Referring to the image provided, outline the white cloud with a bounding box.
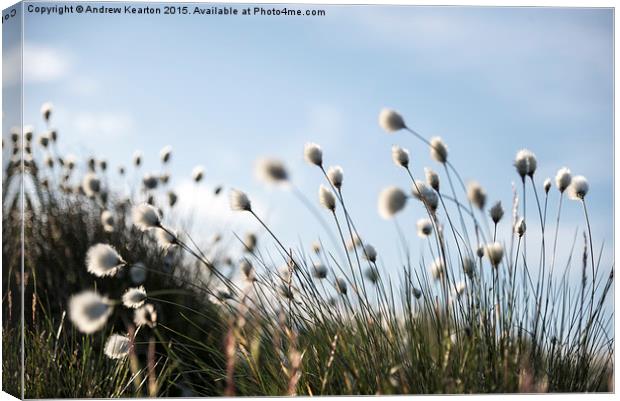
[72,111,134,140]
[3,43,73,85]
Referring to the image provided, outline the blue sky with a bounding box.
[3,4,614,294]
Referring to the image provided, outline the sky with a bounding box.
[2,4,614,301]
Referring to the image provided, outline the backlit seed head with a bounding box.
[192,166,204,183]
[425,167,439,191]
[312,263,328,279]
[132,203,162,231]
[467,181,487,210]
[122,286,147,309]
[345,233,362,251]
[515,217,526,237]
[379,108,406,133]
[485,242,504,267]
[429,137,448,163]
[134,304,157,328]
[82,173,101,198]
[86,244,126,277]
[256,158,289,184]
[514,149,537,178]
[336,277,347,295]
[319,184,336,211]
[430,257,444,280]
[489,201,504,224]
[24,126,33,142]
[365,266,379,284]
[104,334,131,359]
[101,210,115,232]
[476,245,485,258]
[363,244,377,262]
[230,189,252,211]
[378,186,407,219]
[156,226,177,250]
[244,232,257,252]
[327,165,344,189]
[304,142,323,166]
[391,145,409,168]
[41,102,53,122]
[68,291,113,334]
[555,167,572,193]
[411,181,438,213]
[543,178,551,194]
[168,191,178,207]
[133,151,142,167]
[568,175,589,200]
[417,218,433,237]
[311,241,321,254]
[160,145,172,164]
[142,173,159,190]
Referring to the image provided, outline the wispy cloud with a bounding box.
[3,43,73,85]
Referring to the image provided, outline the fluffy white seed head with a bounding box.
[142,173,159,190]
[336,277,348,295]
[363,244,377,262]
[129,263,147,284]
[304,142,323,166]
[514,149,537,178]
[132,203,162,231]
[156,226,177,250]
[255,158,289,184]
[68,291,113,334]
[543,178,551,194]
[485,242,504,267]
[429,137,448,163]
[122,286,147,309]
[378,186,407,219]
[391,145,409,169]
[379,108,406,133]
[160,145,172,163]
[515,217,526,237]
[411,181,438,212]
[327,165,344,189]
[104,334,131,359]
[82,173,101,197]
[319,185,337,211]
[430,257,444,280]
[312,263,328,279]
[244,232,257,252]
[230,189,252,211]
[425,167,439,191]
[192,166,204,183]
[86,244,126,277]
[41,102,53,122]
[489,201,504,224]
[417,218,433,237]
[555,167,572,193]
[467,181,487,210]
[133,151,142,167]
[345,233,362,251]
[101,210,115,232]
[568,175,589,200]
[134,304,157,328]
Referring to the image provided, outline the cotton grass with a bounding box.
[485,242,504,267]
[134,304,158,328]
[86,244,126,277]
[378,186,407,219]
[555,167,572,193]
[379,109,406,133]
[391,145,409,168]
[514,149,537,179]
[319,185,336,211]
[429,137,448,164]
[122,286,147,309]
[416,218,433,237]
[304,143,323,167]
[230,189,252,211]
[568,175,589,200]
[82,173,101,197]
[327,166,344,189]
[104,334,131,360]
[256,158,289,184]
[68,291,113,334]
[101,210,115,232]
[132,203,162,231]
